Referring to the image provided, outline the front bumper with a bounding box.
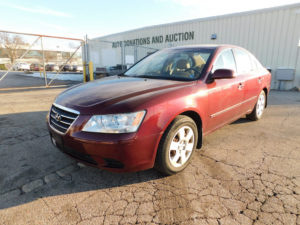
[47,121,161,173]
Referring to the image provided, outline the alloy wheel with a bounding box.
[256,92,265,118]
[168,126,195,168]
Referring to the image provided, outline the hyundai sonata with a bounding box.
[47,45,271,175]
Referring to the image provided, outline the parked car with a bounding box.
[95,65,127,77]
[69,65,76,72]
[109,64,127,71]
[76,65,83,72]
[47,45,271,175]
[108,64,127,75]
[70,65,83,72]
[94,67,109,77]
[30,63,43,71]
[12,62,30,71]
[45,64,59,71]
[61,64,71,71]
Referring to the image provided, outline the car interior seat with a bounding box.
[175,59,191,71]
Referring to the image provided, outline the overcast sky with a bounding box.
[0,0,299,39]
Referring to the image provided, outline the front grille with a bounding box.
[49,104,79,134]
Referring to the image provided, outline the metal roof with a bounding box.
[94,2,300,40]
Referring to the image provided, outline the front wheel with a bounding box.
[155,115,198,175]
[246,90,266,121]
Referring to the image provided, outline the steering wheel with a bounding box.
[184,67,200,75]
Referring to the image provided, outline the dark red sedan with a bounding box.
[47,45,271,175]
[30,63,43,71]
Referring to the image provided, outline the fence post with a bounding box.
[83,61,87,82]
[121,43,125,66]
[40,36,47,86]
[134,45,137,63]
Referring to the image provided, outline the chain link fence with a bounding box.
[86,38,159,78]
[0,30,84,89]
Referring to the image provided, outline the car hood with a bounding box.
[55,76,194,114]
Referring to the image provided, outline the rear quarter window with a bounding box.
[249,53,265,73]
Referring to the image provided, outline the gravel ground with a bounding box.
[0,86,299,225]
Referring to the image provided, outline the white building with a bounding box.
[89,3,300,90]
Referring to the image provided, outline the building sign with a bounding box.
[112,31,194,48]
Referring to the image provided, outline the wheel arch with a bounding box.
[153,110,203,174]
[263,87,268,107]
[153,108,204,167]
[180,110,203,149]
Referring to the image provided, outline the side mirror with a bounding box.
[211,69,235,79]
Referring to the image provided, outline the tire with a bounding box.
[246,90,266,121]
[155,115,198,175]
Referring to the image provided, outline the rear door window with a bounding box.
[234,49,252,74]
[213,49,237,73]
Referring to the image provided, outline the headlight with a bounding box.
[82,111,146,133]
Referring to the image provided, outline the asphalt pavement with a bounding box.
[0,71,80,89]
[0,79,299,224]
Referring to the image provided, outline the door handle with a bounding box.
[258,77,263,83]
[238,82,244,90]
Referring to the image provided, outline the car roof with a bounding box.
[168,44,240,50]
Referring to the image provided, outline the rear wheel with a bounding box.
[246,90,266,121]
[155,115,198,175]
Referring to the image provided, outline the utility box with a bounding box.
[275,68,295,81]
[275,68,295,90]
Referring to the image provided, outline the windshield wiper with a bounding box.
[118,73,136,78]
[136,75,156,79]
[121,74,191,81]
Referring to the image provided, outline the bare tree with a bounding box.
[0,33,27,64]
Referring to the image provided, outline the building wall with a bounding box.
[91,3,300,90]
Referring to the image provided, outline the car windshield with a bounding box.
[124,48,213,81]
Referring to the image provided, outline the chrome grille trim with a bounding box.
[50,114,72,125]
[53,103,80,115]
[49,103,79,134]
[51,107,77,120]
[51,119,68,130]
